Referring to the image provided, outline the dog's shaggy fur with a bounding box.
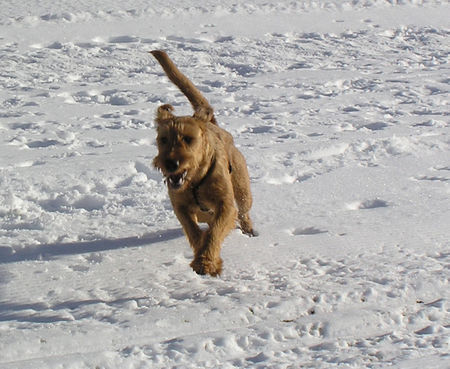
[151,50,255,276]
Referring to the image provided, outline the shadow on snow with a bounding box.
[0,228,184,264]
[0,228,185,324]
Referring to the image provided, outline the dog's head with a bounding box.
[153,104,212,190]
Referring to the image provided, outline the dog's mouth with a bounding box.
[167,170,187,190]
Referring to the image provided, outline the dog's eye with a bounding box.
[182,136,192,145]
[160,137,168,145]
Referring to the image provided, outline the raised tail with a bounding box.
[150,50,217,124]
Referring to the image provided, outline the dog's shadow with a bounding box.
[0,228,184,264]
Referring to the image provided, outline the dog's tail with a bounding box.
[150,50,217,125]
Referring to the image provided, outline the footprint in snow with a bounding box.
[347,199,389,210]
[415,175,449,183]
[413,166,450,182]
[9,122,41,131]
[291,227,328,236]
[108,35,140,43]
[26,139,61,149]
[70,89,140,106]
[362,122,390,131]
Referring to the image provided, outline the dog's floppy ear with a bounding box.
[193,106,214,123]
[156,104,175,122]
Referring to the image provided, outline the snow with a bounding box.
[0,0,449,368]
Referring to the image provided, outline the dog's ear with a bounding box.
[193,106,214,123]
[156,104,174,122]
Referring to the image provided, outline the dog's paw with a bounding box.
[238,215,257,237]
[190,256,223,277]
[246,229,259,237]
[240,225,258,237]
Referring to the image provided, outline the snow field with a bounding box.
[0,0,449,368]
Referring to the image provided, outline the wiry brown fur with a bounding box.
[151,50,255,277]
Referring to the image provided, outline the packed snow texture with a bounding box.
[0,0,449,368]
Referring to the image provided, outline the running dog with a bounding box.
[151,50,255,276]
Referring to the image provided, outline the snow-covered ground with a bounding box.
[0,1,449,368]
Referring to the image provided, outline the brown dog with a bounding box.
[150,50,255,276]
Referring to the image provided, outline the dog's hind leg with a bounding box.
[230,150,256,236]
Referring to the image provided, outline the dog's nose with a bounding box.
[165,159,179,172]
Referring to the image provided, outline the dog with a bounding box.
[150,50,255,276]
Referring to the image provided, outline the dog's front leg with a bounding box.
[173,206,204,252]
[191,199,237,276]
